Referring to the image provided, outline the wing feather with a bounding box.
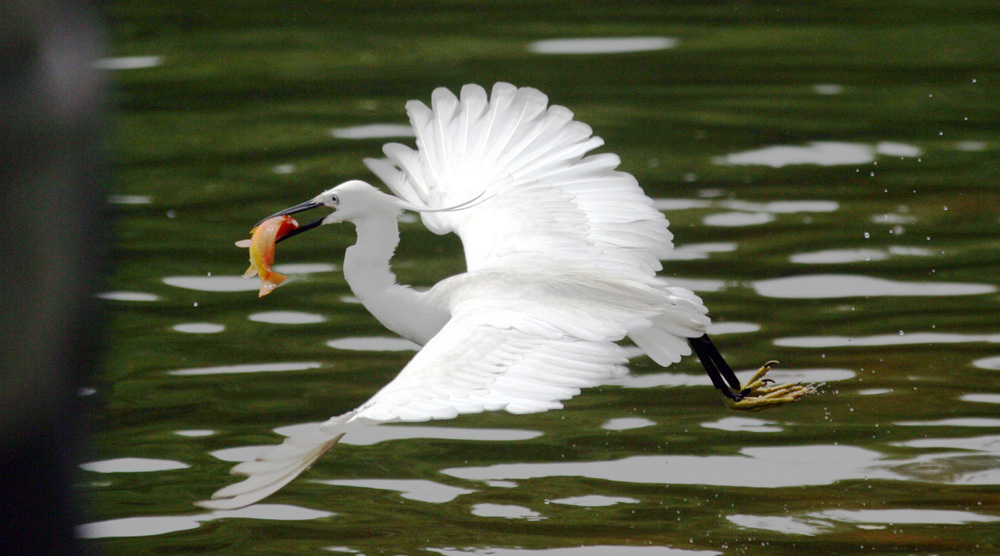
[367,83,672,276]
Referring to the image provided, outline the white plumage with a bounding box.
[199,83,808,510]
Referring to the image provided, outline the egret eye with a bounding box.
[329,194,339,205]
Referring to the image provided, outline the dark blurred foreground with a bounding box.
[1,1,109,554]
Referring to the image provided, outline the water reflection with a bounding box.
[612,367,852,389]
[713,141,920,168]
[776,331,1000,348]
[80,457,189,473]
[790,246,932,264]
[316,479,474,503]
[601,417,656,431]
[163,275,260,292]
[702,212,774,227]
[96,291,160,302]
[330,124,415,139]
[107,194,153,205]
[173,323,225,333]
[700,417,783,433]
[431,548,719,556]
[93,55,163,70]
[78,504,333,539]
[551,495,639,507]
[728,508,1000,536]
[167,361,324,376]
[661,242,735,261]
[973,355,1000,370]
[327,336,420,351]
[470,503,543,520]
[754,274,996,299]
[528,37,678,54]
[443,445,898,487]
[249,311,325,324]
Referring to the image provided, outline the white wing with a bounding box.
[366,82,673,275]
[197,293,632,510]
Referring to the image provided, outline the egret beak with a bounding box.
[255,199,329,243]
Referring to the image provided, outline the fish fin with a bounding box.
[235,239,252,248]
[244,265,258,278]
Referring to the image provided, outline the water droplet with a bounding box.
[864,232,870,238]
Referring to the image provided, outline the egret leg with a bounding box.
[687,334,814,411]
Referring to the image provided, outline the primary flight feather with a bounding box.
[201,83,812,510]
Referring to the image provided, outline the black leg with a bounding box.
[688,334,743,400]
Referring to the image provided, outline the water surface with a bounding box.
[88,2,1000,555]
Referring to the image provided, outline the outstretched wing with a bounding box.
[365,82,672,275]
[197,295,633,510]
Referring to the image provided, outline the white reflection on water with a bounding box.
[330,124,415,139]
[790,247,932,264]
[652,198,712,211]
[728,508,999,537]
[713,141,921,168]
[209,423,544,463]
[706,321,760,335]
[163,275,261,292]
[249,311,325,324]
[961,394,1000,404]
[272,262,338,274]
[313,423,542,447]
[727,514,825,535]
[703,212,775,227]
[96,291,161,302]
[754,274,996,299]
[77,504,333,539]
[973,355,1000,370]
[776,331,1000,348]
[701,417,783,433]
[552,495,639,507]
[471,503,544,520]
[80,457,189,473]
[442,445,900,488]
[316,479,474,503]
[107,194,153,205]
[721,200,839,214]
[164,265,333,292]
[528,37,678,54]
[93,55,163,70]
[812,83,844,95]
[432,547,719,556]
[168,361,323,376]
[602,417,656,431]
[661,242,736,261]
[612,367,852,389]
[821,508,1000,525]
[173,323,225,334]
[665,277,726,293]
[896,418,1000,428]
[891,434,1000,484]
[327,336,420,351]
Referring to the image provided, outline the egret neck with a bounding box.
[342,208,446,345]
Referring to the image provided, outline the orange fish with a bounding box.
[235,215,299,297]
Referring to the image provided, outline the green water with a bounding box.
[86,2,1000,554]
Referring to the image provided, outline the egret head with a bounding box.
[257,180,405,242]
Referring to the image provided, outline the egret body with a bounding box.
[200,83,811,510]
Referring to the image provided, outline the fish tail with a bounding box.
[258,272,287,297]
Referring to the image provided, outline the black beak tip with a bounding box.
[253,200,324,228]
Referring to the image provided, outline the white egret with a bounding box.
[199,83,812,510]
